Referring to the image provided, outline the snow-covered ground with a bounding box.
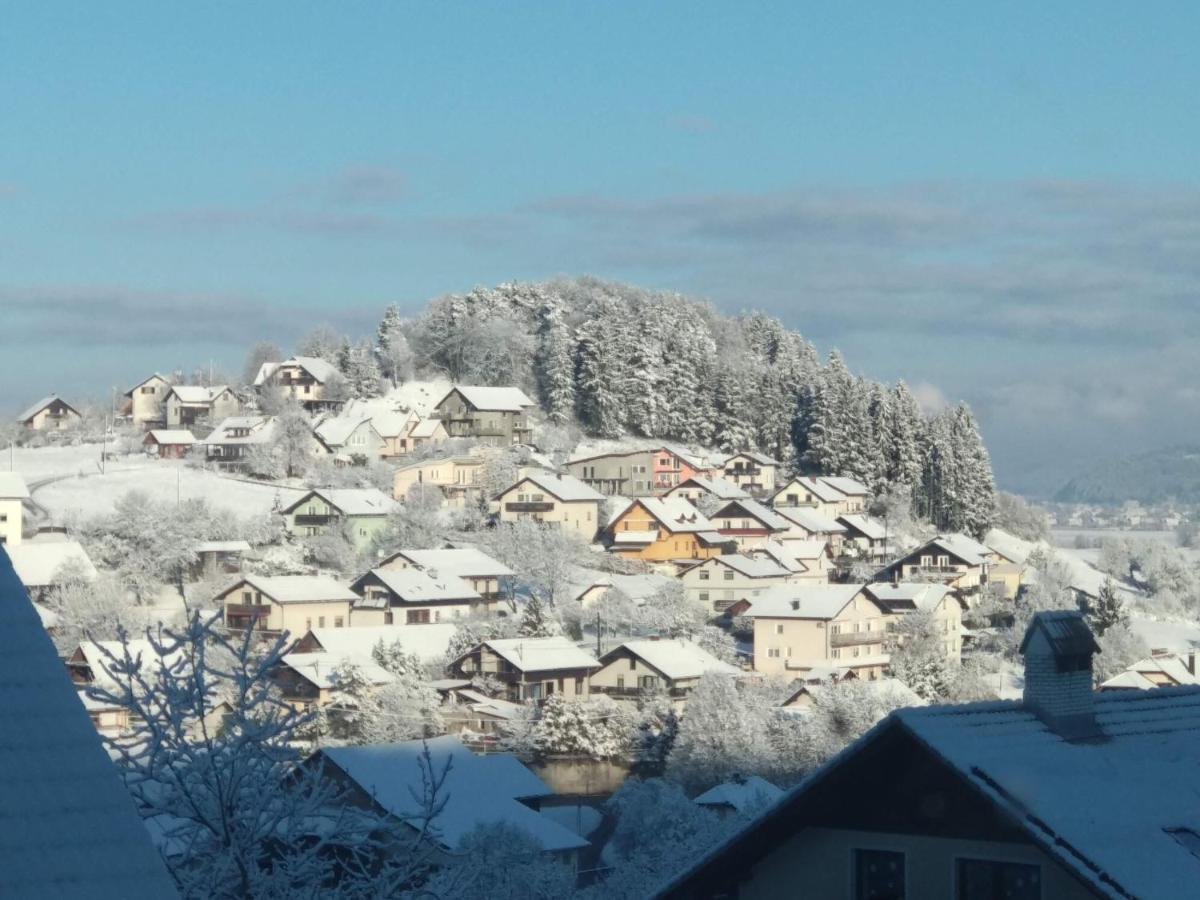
[5,442,142,483]
[1129,615,1200,653]
[35,460,304,521]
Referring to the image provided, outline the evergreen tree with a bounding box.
[1086,578,1128,636]
[535,301,576,425]
[517,595,559,638]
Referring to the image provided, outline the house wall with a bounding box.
[679,559,795,614]
[497,480,598,539]
[753,593,885,676]
[341,422,386,458]
[0,497,24,545]
[220,583,351,635]
[737,826,1096,900]
[271,363,326,403]
[26,401,80,431]
[609,504,720,562]
[129,377,170,428]
[393,460,482,502]
[567,451,656,496]
[589,652,689,698]
[210,390,241,423]
[722,455,777,494]
[453,645,592,702]
[433,391,531,445]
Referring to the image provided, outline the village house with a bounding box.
[217,574,358,635]
[1099,649,1200,690]
[450,636,600,703]
[771,475,871,516]
[366,409,448,457]
[744,582,962,679]
[436,683,526,739]
[431,385,536,445]
[280,488,398,549]
[663,474,749,506]
[0,473,29,546]
[719,451,780,495]
[142,428,195,459]
[188,539,250,580]
[590,638,742,702]
[567,444,716,496]
[694,776,785,818]
[711,498,794,551]
[204,415,275,465]
[309,736,588,866]
[748,539,835,584]
[782,674,922,711]
[770,506,847,551]
[312,415,386,461]
[6,537,96,599]
[0,560,181,900]
[163,384,240,429]
[377,545,513,605]
[495,469,604,539]
[606,496,729,563]
[836,513,891,562]
[879,533,999,597]
[270,651,395,710]
[255,356,342,411]
[122,372,173,429]
[292,621,458,667]
[679,553,799,615]
[662,612,1192,900]
[349,566,483,625]
[568,568,677,607]
[392,455,484,507]
[18,394,82,431]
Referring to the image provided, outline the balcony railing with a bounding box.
[225,604,270,618]
[906,565,964,577]
[591,685,689,698]
[293,514,335,526]
[830,630,887,648]
[506,502,555,513]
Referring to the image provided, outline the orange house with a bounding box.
[607,497,729,562]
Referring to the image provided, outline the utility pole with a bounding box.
[595,609,602,658]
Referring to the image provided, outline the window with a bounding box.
[723,570,735,581]
[699,591,710,602]
[575,677,584,693]
[305,618,312,631]
[955,859,1040,900]
[854,849,905,900]
[628,657,636,670]
[774,623,784,635]
[317,616,325,627]
[767,648,780,658]
[616,676,625,689]
[638,675,659,690]
[140,386,155,394]
[407,609,431,624]
[832,648,841,659]
[334,617,344,628]
[699,570,710,581]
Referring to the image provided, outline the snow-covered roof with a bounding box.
[820,476,871,497]
[604,639,741,681]
[0,471,30,499]
[193,540,251,554]
[660,443,713,470]
[279,652,395,690]
[123,372,171,395]
[929,532,993,566]
[743,583,869,620]
[774,476,846,504]
[749,540,808,574]
[0,550,180,898]
[709,554,793,579]
[290,356,338,383]
[721,450,780,467]
[317,736,587,852]
[838,514,888,541]
[476,636,600,673]
[623,497,716,533]
[771,507,846,534]
[360,567,481,603]
[982,528,1033,565]
[1101,654,1200,691]
[694,776,784,812]
[72,639,189,690]
[441,385,535,412]
[313,417,377,447]
[714,498,792,531]
[145,429,196,445]
[17,395,80,423]
[505,469,604,503]
[382,547,513,579]
[864,582,954,612]
[6,540,96,588]
[234,574,357,605]
[206,415,275,445]
[666,475,749,501]
[1099,670,1159,690]
[408,418,443,439]
[359,409,416,438]
[167,384,231,404]
[285,488,397,517]
[303,623,457,664]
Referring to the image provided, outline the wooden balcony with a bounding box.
[830,630,887,648]
[506,501,555,513]
[293,514,335,526]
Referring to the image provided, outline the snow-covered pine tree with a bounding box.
[885,381,925,490]
[949,403,995,538]
[534,299,577,425]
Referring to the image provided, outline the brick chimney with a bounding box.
[1019,610,1103,741]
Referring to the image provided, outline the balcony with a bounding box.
[906,565,964,577]
[225,604,270,618]
[830,630,887,648]
[726,465,762,477]
[293,514,335,526]
[591,684,689,699]
[506,501,555,513]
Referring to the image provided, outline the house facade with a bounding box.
[143,429,194,459]
[313,416,386,460]
[217,575,357,635]
[772,475,871,517]
[255,356,341,411]
[711,498,793,551]
[495,470,604,539]
[123,373,172,429]
[431,385,535,445]
[607,497,728,563]
[880,533,998,597]
[590,639,741,702]
[720,451,779,495]
[679,553,799,614]
[393,456,484,507]
[349,567,482,625]
[450,637,600,703]
[0,473,29,546]
[280,488,397,549]
[378,546,512,605]
[164,385,241,428]
[18,395,82,431]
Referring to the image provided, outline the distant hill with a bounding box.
[1054,445,1200,505]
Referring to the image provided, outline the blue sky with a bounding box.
[3,2,1200,493]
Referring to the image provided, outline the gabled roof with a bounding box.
[503,469,604,503]
[694,776,784,813]
[0,472,30,500]
[820,476,871,497]
[6,540,96,589]
[0,552,180,898]
[928,532,994,565]
[17,395,80,423]
[602,639,741,681]
[364,409,417,439]
[301,623,458,664]
[705,554,793,579]
[773,475,846,504]
[666,475,749,501]
[659,443,713,470]
[864,582,954,612]
[166,384,232,404]
[313,417,380,448]
[743,583,871,620]
[278,652,395,690]
[289,356,338,383]
[439,385,535,412]
[316,736,586,852]
[838,514,888,541]
[227,574,357,605]
[380,547,513,579]
[714,498,792,531]
[283,488,397,517]
[145,429,196,445]
[1102,654,1200,691]
[771,507,846,534]
[206,415,275,445]
[470,636,599,673]
[355,568,480,604]
[408,417,444,439]
[123,372,172,396]
[618,497,716,534]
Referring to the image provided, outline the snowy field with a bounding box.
[34,460,304,521]
[1129,615,1200,653]
[1051,528,1179,548]
[6,442,143,483]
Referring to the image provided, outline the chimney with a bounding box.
[1019,610,1103,741]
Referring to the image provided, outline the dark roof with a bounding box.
[1019,609,1101,656]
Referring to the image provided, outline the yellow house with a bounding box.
[495,470,604,540]
[218,574,358,636]
[280,488,398,549]
[0,473,29,546]
[123,373,173,430]
[392,456,484,507]
[18,395,82,431]
[607,497,729,562]
[746,582,962,678]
